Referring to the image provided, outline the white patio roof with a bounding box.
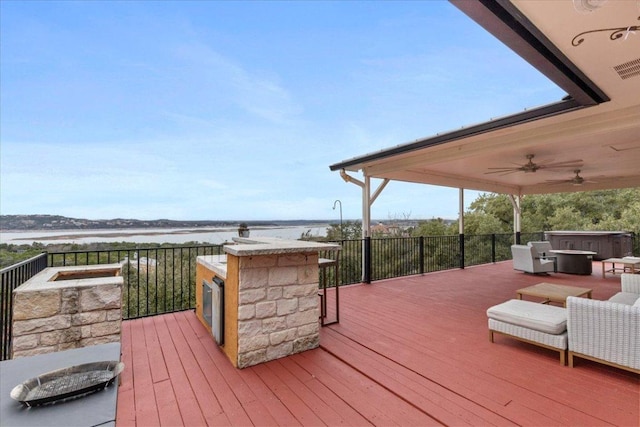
[330,0,640,196]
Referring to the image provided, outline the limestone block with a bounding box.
[293,335,319,353]
[239,288,266,304]
[286,309,319,328]
[81,325,92,338]
[61,287,80,314]
[72,311,106,326]
[11,334,39,351]
[58,341,81,351]
[238,349,267,368]
[13,315,71,335]
[298,294,320,311]
[91,321,120,337]
[255,301,277,319]
[13,289,61,320]
[238,304,256,320]
[238,319,263,336]
[270,328,296,346]
[267,286,283,300]
[41,327,82,345]
[80,284,121,311]
[268,267,298,287]
[80,335,119,347]
[297,265,319,285]
[13,345,57,359]
[276,298,298,316]
[282,283,317,299]
[240,255,277,269]
[239,268,269,289]
[297,323,319,338]
[262,317,287,333]
[106,308,122,321]
[238,334,270,352]
[266,341,293,361]
[277,254,307,267]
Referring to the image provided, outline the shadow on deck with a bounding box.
[116,261,639,426]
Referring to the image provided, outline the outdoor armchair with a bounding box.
[511,244,555,274]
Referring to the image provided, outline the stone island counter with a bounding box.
[196,237,340,368]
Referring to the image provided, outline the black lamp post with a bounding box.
[333,200,343,240]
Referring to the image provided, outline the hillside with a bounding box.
[0,215,328,231]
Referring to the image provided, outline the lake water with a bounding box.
[0,225,330,245]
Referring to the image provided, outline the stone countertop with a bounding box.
[224,237,341,256]
[197,239,341,279]
[197,255,228,279]
[0,342,121,427]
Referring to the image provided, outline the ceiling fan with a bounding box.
[485,154,583,175]
[546,170,598,186]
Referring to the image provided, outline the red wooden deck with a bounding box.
[116,261,639,426]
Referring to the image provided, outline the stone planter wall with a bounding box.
[11,266,123,358]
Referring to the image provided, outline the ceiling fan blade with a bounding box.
[484,169,522,175]
[538,159,583,169]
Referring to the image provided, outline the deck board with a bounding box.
[117,261,639,426]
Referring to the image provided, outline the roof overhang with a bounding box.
[329,0,640,196]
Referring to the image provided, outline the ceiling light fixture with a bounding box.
[573,0,608,13]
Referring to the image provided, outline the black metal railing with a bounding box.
[0,230,634,361]
[1,253,48,360]
[48,245,224,319]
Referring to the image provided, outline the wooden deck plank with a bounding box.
[118,261,639,426]
[287,353,374,426]
[142,316,169,384]
[295,346,443,426]
[235,366,301,426]
[252,362,326,426]
[173,311,276,426]
[152,314,210,426]
[163,313,253,426]
[129,318,160,426]
[153,379,183,426]
[320,326,515,426]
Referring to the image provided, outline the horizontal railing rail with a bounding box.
[1,252,48,360]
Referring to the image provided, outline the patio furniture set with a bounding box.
[487,273,640,374]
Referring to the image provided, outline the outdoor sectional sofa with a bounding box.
[567,273,640,373]
[487,273,640,374]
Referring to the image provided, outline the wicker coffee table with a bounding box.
[516,282,592,307]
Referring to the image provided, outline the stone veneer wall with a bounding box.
[236,252,319,368]
[11,283,122,358]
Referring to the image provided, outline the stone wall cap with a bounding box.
[14,264,124,292]
[224,238,341,257]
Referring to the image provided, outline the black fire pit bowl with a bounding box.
[10,360,124,407]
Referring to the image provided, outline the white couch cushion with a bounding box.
[487,299,567,335]
[634,298,640,308]
[608,292,640,306]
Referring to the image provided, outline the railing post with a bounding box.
[363,237,371,284]
[491,234,496,263]
[419,236,424,275]
[459,233,465,269]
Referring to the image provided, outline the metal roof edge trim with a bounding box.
[329,98,584,172]
[455,0,610,105]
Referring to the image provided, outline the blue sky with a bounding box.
[0,1,565,221]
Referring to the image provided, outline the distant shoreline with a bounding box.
[1,224,330,244]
